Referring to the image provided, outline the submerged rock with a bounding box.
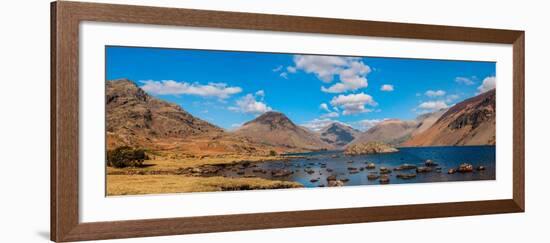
[448,168,457,174]
[416,166,433,173]
[396,173,417,179]
[304,168,315,174]
[394,164,417,171]
[379,167,392,174]
[425,160,439,167]
[271,169,293,177]
[367,174,380,180]
[379,175,390,184]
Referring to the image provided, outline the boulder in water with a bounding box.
[379,175,390,184]
[458,163,474,173]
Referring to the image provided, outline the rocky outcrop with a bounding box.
[344,142,398,156]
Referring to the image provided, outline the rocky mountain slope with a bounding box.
[106,79,282,156]
[350,119,419,146]
[402,89,496,146]
[411,109,447,137]
[232,112,333,151]
[106,79,223,147]
[318,122,361,148]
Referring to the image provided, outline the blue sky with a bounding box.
[106,46,496,131]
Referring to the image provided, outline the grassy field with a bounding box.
[106,153,303,195]
[107,174,302,195]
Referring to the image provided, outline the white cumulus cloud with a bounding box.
[301,119,349,132]
[354,119,382,131]
[380,84,394,91]
[272,65,283,72]
[455,77,476,85]
[330,93,377,115]
[321,112,339,118]
[289,55,371,93]
[140,80,242,99]
[255,90,265,97]
[477,76,496,94]
[425,90,446,97]
[229,93,272,114]
[417,100,448,112]
[319,103,330,112]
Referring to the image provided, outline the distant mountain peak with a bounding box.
[319,122,360,148]
[244,111,296,129]
[234,111,332,151]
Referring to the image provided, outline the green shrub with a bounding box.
[269,150,278,156]
[107,146,149,168]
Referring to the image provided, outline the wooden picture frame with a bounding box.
[51,1,524,242]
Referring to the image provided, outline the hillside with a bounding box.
[233,112,333,151]
[106,79,223,147]
[319,122,361,148]
[350,119,418,146]
[106,79,286,156]
[411,109,447,136]
[402,89,496,146]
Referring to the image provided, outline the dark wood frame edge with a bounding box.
[51,1,525,242]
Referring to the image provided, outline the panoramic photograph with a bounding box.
[105,46,496,196]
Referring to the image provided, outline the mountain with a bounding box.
[411,109,447,136]
[402,89,496,146]
[350,119,419,146]
[106,79,223,147]
[233,111,333,151]
[319,122,361,148]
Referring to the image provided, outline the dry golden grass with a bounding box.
[107,174,302,196]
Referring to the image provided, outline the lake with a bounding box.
[220,145,496,187]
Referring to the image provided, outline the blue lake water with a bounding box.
[221,145,496,187]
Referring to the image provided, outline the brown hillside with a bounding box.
[233,111,333,151]
[351,119,418,146]
[402,89,496,146]
[106,79,223,148]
